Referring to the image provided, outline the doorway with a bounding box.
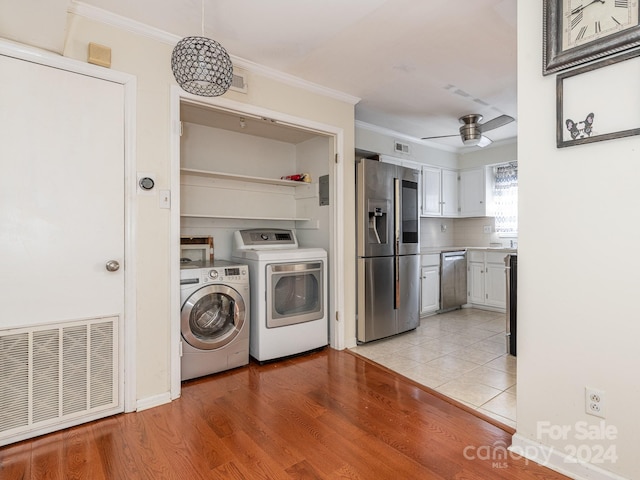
[169,89,345,398]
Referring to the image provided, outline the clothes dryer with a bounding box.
[232,228,328,362]
[180,259,250,380]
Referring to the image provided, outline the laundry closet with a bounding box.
[177,101,334,374]
[179,101,332,260]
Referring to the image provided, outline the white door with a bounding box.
[421,166,442,216]
[0,54,125,327]
[0,51,128,443]
[441,169,459,217]
[468,262,485,305]
[420,266,440,314]
[486,263,507,308]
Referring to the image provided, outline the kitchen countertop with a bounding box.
[421,247,517,255]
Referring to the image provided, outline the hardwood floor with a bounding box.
[0,348,568,479]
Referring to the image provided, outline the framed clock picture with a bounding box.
[543,0,640,75]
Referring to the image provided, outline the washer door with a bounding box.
[181,284,246,350]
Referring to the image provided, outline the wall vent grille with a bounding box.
[230,69,248,94]
[394,141,410,154]
[0,317,118,444]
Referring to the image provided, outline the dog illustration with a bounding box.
[566,113,594,140]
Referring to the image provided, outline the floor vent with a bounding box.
[0,317,118,445]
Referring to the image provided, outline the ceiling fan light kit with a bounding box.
[422,113,515,148]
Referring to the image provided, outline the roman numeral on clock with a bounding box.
[615,0,629,7]
[595,20,602,32]
[572,11,584,29]
[576,25,588,39]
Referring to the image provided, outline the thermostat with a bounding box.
[139,177,155,190]
[137,172,157,194]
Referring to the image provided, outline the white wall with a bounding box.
[179,123,331,261]
[459,141,517,169]
[355,123,459,168]
[516,2,640,478]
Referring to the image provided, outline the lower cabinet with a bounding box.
[421,254,440,315]
[467,250,507,310]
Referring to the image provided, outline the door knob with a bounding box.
[105,260,120,272]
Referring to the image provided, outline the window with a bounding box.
[493,163,518,235]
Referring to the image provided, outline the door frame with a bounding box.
[0,39,138,413]
[169,87,345,399]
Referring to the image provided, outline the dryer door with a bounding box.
[181,285,246,350]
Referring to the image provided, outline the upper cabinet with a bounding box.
[421,166,458,217]
[459,167,494,217]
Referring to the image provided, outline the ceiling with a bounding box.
[2,0,517,151]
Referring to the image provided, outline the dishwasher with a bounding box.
[440,250,467,311]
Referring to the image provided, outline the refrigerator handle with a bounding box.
[394,178,400,252]
[395,255,400,309]
[394,177,400,309]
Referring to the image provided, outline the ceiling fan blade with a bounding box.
[421,134,459,140]
[480,114,515,132]
[477,135,493,148]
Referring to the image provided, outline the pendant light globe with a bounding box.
[171,36,233,97]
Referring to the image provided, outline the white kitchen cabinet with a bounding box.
[421,254,440,315]
[459,167,494,217]
[467,250,507,310]
[468,260,485,305]
[421,166,458,217]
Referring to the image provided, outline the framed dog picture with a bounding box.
[557,48,640,147]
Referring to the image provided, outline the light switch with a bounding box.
[159,190,171,209]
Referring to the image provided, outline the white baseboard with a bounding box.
[136,392,172,412]
[510,433,630,480]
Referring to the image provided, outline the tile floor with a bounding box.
[350,308,517,428]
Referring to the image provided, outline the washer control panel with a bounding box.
[201,266,247,283]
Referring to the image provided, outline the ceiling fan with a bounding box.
[422,114,515,148]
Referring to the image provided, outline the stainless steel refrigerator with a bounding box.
[356,158,421,343]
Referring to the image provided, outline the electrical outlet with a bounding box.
[585,387,606,418]
[483,225,492,233]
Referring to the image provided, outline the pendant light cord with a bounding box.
[201,0,205,37]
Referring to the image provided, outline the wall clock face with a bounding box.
[562,0,639,51]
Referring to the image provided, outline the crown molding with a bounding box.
[69,1,361,106]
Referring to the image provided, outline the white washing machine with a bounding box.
[180,259,250,380]
[232,228,328,362]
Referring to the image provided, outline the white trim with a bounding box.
[69,1,360,107]
[136,392,172,412]
[169,90,347,397]
[169,87,183,400]
[510,433,629,480]
[0,39,137,414]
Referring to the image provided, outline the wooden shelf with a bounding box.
[180,213,311,222]
[180,168,309,187]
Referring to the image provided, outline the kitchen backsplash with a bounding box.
[420,217,516,249]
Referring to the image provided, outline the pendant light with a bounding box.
[171,0,233,97]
